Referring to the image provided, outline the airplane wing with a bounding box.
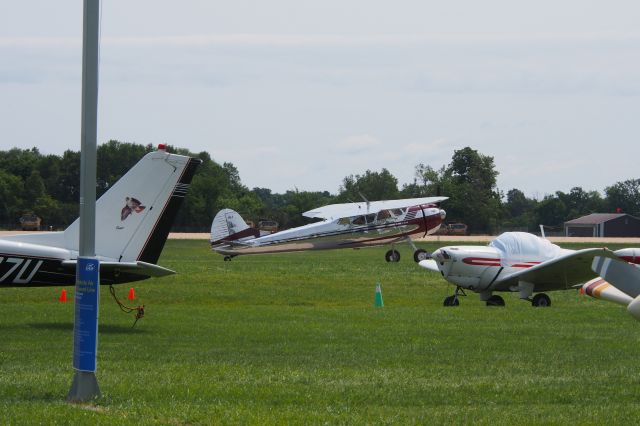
[491,248,620,292]
[61,260,175,277]
[591,256,640,298]
[302,196,448,220]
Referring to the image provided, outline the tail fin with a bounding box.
[210,209,259,244]
[63,148,201,263]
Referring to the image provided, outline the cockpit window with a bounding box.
[352,215,366,225]
[376,209,391,220]
[352,214,375,225]
[337,217,350,225]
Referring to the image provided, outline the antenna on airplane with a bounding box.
[357,191,370,213]
[539,224,546,239]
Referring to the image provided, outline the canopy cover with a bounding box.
[490,232,566,266]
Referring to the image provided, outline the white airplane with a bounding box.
[210,197,447,262]
[419,231,629,307]
[581,250,640,321]
[0,145,200,287]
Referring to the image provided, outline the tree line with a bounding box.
[1,141,639,234]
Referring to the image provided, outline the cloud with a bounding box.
[337,134,381,154]
[3,32,640,49]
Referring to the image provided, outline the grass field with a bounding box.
[2,239,640,424]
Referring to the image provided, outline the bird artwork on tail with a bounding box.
[121,197,145,221]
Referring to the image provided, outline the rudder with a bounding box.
[210,209,259,244]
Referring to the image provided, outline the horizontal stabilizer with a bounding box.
[62,260,175,277]
[591,256,640,298]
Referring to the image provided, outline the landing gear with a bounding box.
[486,295,505,307]
[223,255,233,262]
[413,249,430,263]
[443,295,460,306]
[385,249,400,262]
[531,293,551,307]
[443,286,465,307]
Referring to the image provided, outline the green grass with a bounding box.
[2,239,640,424]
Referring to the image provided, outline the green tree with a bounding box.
[23,170,46,208]
[445,147,501,234]
[0,170,23,225]
[605,179,640,216]
[337,169,399,202]
[535,195,568,228]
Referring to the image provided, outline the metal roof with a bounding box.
[565,213,631,225]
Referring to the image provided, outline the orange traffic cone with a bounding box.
[128,287,136,301]
[59,289,67,302]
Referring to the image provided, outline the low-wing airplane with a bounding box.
[210,197,447,262]
[419,231,635,307]
[581,250,640,321]
[0,145,200,287]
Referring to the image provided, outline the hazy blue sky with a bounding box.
[2,1,640,198]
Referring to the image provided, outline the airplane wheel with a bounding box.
[443,295,460,307]
[486,295,505,307]
[413,249,430,263]
[223,256,232,262]
[532,293,551,307]
[385,249,400,262]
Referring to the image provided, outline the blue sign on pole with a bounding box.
[72,257,100,372]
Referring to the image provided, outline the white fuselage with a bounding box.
[212,205,445,256]
[430,245,570,292]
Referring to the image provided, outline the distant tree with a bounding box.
[0,147,40,181]
[337,169,399,202]
[445,147,501,234]
[23,170,46,209]
[534,195,568,228]
[407,164,446,197]
[0,170,23,225]
[557,187,606,220]
[605,179,640,216]
[505,188,531,218]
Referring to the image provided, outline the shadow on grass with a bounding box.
[28,322,74,331]
[28,322,148,334]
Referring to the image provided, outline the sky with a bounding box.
[2,1,640,199]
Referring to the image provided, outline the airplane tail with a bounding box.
[210,209,259,244]
[590,255,640,321]
[62,147,201,264]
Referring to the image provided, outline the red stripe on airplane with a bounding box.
[462,258,541,268]
[618,256,640,265]
[462,257,501,266]
[585,278,606,296]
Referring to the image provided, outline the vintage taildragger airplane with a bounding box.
[419,231,639,307]
[0,145,200,287]
[210,197,447,262]
[581,251,640,321]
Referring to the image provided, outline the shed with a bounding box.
[564,213,640,237]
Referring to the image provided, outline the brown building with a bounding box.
[564,213,640,237]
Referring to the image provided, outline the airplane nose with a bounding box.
[439,209,446,220]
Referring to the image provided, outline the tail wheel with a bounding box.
[532,293,551,307]
[413,249,430,263]
[385,249,401,262]
[486,295,505,307]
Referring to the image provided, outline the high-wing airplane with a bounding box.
[210,197,447,262]
[0,145,200,287]
[581,250,640,321]
[419,231,633,307]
